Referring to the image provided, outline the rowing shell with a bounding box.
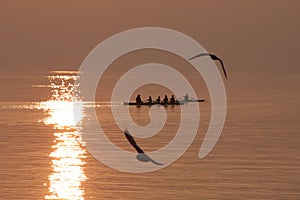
[123,99,205,106]
[124,101,183,106]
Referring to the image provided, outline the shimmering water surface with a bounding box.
[0,71,299,199]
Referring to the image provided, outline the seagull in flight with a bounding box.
[124,129,163,165]
[189,53,228,79]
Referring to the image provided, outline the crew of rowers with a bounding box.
[136,94,177,104]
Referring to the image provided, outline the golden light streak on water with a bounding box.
[40,71,87,200]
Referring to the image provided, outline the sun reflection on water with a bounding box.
[41,71,87,200]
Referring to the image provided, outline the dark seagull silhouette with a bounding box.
[124,129,163,165]
[189,53,228,79]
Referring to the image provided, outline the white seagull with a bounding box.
[124,129,163,165]
[189,53,228,79]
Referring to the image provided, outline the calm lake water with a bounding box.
[0,71,299,199]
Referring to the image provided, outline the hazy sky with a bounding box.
[1,0,299,75]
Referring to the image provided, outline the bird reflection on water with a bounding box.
[40,71,87,200]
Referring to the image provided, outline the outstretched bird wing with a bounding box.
[148,156,163,165]
[189,53,228,79]
[209,54,227,79]
[124,130,144,153]
[189,53,210,60]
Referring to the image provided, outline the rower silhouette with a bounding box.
[136,94,142,104]
[147,96,152,104]
[170,95,175,104]
[163,95,168,104]
[184,93,189,102]
[156,96,161,104]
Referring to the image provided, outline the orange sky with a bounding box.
[0,0,299,75]
[0,0,300,102]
